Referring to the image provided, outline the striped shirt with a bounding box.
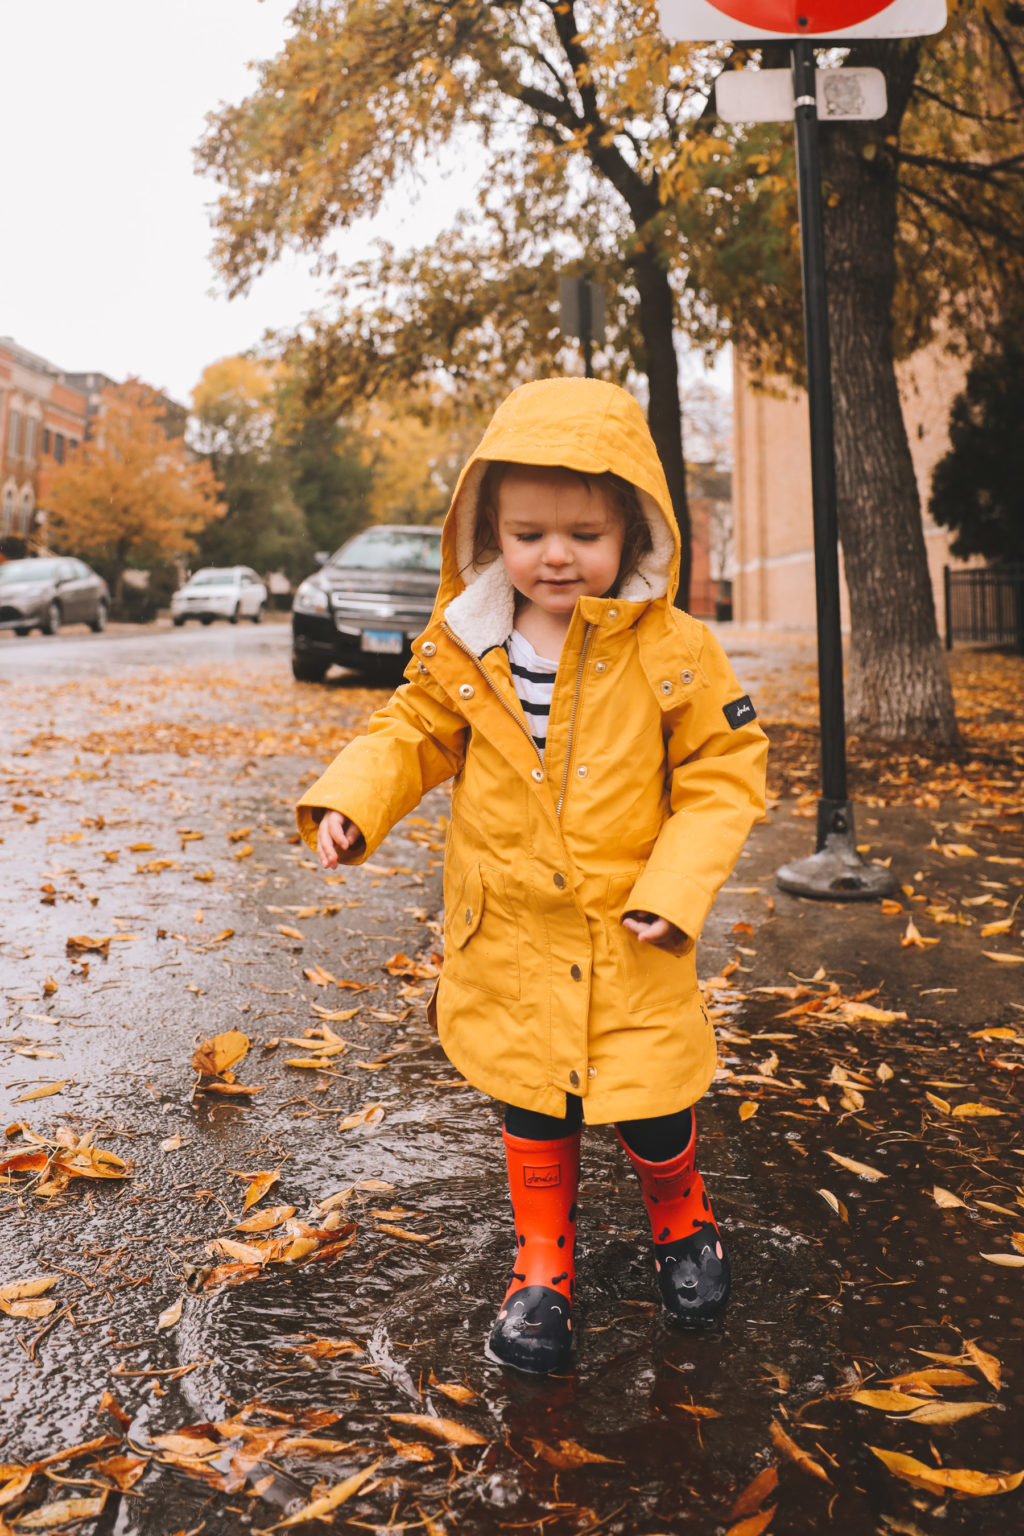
[506,629,557,757]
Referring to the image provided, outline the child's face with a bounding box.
[495,467,626,618]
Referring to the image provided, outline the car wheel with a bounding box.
[252,604,263,624]
[230,605,240,625]
[200,616,214,626]
[172,616,186,627]
[90,600,109,633]
[41,601,61,636]
[291,651,329,683]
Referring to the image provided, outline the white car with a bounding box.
[171,566,268,626]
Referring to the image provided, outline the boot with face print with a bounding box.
[486,1128,579,1373]
[618,1110,730,1326]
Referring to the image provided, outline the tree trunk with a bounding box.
[631,247,692,609]
[821,41,958,743]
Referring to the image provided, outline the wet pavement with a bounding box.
[1,623,1022,1535]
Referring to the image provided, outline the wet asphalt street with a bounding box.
[1,621,1023,1536]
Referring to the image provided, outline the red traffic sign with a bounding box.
[658,0,946,38]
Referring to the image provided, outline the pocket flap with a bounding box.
[450,864,484,950]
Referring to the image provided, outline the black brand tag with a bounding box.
[723,695,756,730]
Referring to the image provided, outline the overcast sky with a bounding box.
[0,0,477,408]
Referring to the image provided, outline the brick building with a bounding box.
[0,338,88,552]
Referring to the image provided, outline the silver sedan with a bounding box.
[0,556,110,636]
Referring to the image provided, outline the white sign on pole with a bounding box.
[716,65,888,121]
[658,0,947,41]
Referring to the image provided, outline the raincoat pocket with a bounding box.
[444,863,521,1000]
[609,874,697,1016]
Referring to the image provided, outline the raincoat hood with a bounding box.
[438,378,679,655]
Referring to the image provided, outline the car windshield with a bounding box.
[0,559,60,584]
[329,529,442,574]
[186,570,237,587]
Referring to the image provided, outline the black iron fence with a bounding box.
[944,565,1024,654]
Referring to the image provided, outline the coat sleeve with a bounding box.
[626,624,768,941]
[295,670,468,862]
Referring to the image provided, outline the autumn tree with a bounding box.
[197,0,706,601]
[41,381,224,610]
[191,355,309,577]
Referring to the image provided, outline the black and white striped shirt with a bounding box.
[506,629,557,758]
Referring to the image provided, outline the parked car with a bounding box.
[291,525,443,682]
[0,556,110,636]
[171,567,268,626]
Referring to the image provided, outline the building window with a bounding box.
[67,438,79,457]
[54,433,65,464]
[7,410,20,457]
[18,487,34,534]
[1,484,15,536]
[43,428,51,455]
[24,419,37,462]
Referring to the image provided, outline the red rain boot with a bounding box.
[618,1110,730,1327]
[486,1127,579,1374]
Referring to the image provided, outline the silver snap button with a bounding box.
[680,669,694,685]
[570,964,582,981]
[417,661,428,674]
[594,660,607,674]
[587,1065,597,1079]
[569,1069,580,1089]
[607,607,618,620]
[576,764,588,778]
[421,641,436,657]
[660,679,673,695]
[531,767,544,783]
[464,907,473,925]
[553,872,566,889]
[458,683,474,699]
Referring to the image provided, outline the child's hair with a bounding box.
[473,460,653,593]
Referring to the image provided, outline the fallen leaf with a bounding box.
[739,1101,758,1121]
[884,1368,977,1390]
[97,1392,132,1430]
[724,1509,777,1536]
[389,1414,488,1447]
[982,952,1024,964]
[270,1461,383,1526]
[905,1401,995,1425]
[769,1421,829,1482]
[14,1495,107,1528]
[951,1103,1004,1118]
[0,1276,58,1302]
[933,1186,967,1209]
[13,1081,69,1103]
[192,1030,250,1077]
[93,1453,147,1490]
[525,1437,622,1468]
[338,1105,385,1132]
[825,1151,886,1181]
[901,920,939,950]
[869,1445,1023,1496]
[849,1391,934,1413]
[160,1135,183,1152]
[980,1252,1024,1267]
[235,1205,296,1233]
[157,1298,183,1330]
[230,1169,279,1211]
[431,1381,476,1405]
[817,1190,849,1222]
[728,1465,779,1520]
[0,1296,56,1318]
[965,1340,1002,1391]
[926,1092,952,1115]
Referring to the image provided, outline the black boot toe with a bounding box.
[487,1285,573,1373]
[653,1224,730,1327]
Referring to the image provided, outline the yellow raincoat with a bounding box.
[297,379,767,1123]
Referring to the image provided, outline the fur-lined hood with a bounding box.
[435,378,679,654]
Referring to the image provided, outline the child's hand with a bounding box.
[622,910,687,950]
[317,811,365,869]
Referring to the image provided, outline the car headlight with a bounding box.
[294,581,329,614]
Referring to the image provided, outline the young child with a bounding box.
[296,379,767,1375]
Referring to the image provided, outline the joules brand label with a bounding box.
[523,1165,561,1189]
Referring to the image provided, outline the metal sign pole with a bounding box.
[775,39,896,899]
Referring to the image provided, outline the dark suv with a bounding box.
[291,525,443,682]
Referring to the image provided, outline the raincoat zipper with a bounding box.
[556,623,593,817]
[440,623,542,763]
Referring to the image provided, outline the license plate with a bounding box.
[360,628,404,654]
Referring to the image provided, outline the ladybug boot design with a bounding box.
[487,1127,579,1374]
[618,1110,730,1327]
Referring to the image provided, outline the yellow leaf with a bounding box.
[817,1189,848,1222]
[926,1092,952,1115]
[933,1186,967,1208]
[14,1496,107,1528]
[869,1445,1023,1495]
[980,919,1014,937]
[13,1081,69,1103]
[768,1421,829,1482]
[825,1151,886,1181]
[965,1340,1003,1391]
[206,1237,268,1265]
[728,1465,779,1520]
[0,1296,57,1319]
[982,952,1024,964]
[876,1063,894,1082]
[901,919,939,949]
[0,1275,58,1302]
[192,1029,250,1077]
[980,1252,1024,1267]
[233,844,253,860]
[278,926,306,940]
[849,1390,933,1412]
[157,1298,183,1330]
[234,1169,279,1211]
[905,1401,995,1425]
[884,1368,977,1390]
[160,1135,183,1151]
[951,1103,1004,1118]
[431,1381,476,1405]
[739,1101,758,1120]
[969,1028,1019,1040]
[389,1414,488,1447]
[338,1104,385,1131]
[525,1437,621,1467]
[235,1205,296,1233]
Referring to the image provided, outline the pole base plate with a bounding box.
[776,800,897,901]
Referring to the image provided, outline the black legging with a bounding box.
[504,1097,694,1163]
